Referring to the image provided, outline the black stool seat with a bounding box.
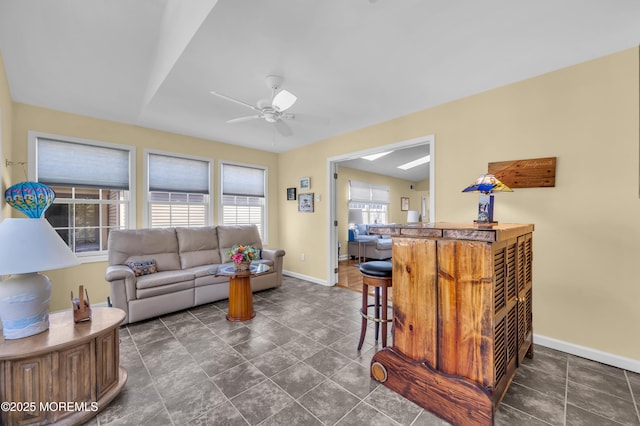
[357,261,393,351]
[359,261,392,277]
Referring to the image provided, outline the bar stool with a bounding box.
[357,260,392,350]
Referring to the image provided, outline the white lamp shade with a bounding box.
[348,209,363,225]
[0,218,79,274]
[407,210,420,223]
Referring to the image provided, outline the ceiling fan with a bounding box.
[210,75,299,137]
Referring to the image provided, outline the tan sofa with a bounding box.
[105,225,285,324]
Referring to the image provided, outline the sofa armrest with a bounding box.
[261,248,286,287]
[105,264,135,281]
[261,248,285,261]
[105,265,137,324]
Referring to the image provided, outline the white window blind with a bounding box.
[371,184,390,204]
[149,192,207,228]
[349,180,390,204]
[37,138,130,189]
[222,164,265,197]
[148,153,209,194]
[221,163,266,240]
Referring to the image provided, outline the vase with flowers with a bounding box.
[227,244,258,272]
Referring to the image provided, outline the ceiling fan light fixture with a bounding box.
[264,112,278,123]
[272,89,297,112]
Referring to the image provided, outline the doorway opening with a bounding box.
[326,134,435,286]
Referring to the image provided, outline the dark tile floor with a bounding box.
[86,276,640,425]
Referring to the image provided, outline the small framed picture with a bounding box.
[287,187,296,201]
[401,197,410,211]
[299,177,311,190]
[298,193,314,212]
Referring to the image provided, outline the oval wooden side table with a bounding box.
[0,307,128,426]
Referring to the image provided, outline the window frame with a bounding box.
[348,202,389,225]
[28,131,136,263]
[142,149,213,228]
[219,161,268,244]
[348,180,390,225]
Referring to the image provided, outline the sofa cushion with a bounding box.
[184,264,224,279]
[136,282,194,300]
[127,259,158,276]
[109,228,181,271]
[355,224,369,235]
[176,227,222,269]
[375,239,392,250]
[217,225,263,263]
[136,270,194,290]
[356,235,380,243]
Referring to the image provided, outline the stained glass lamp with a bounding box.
[462,174,513,223]
[0,182,79,339]
[5,181,56,218]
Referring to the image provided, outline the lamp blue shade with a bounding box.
[5,182,56,218]
[462,174,513,223]
[462,174,513,194]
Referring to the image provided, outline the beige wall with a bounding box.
[2,47,639,361]
[0,53,13,219]
[336,165,427,256]
[9,103,280,312]
[280,47,640,360]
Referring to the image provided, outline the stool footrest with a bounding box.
[359,307,393,323]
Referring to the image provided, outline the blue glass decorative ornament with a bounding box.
[5,182,56,218]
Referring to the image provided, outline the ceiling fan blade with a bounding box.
[210,91,260,112]
[226,115,261,124]
[274,119,293,137]
[272,89,297,112]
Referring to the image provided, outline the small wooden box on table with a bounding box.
[368,222,534,426]
[0,307,127,426]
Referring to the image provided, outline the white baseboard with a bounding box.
[534,334,640,374]
[283,270,331,286]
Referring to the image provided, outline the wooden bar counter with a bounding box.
[368,223,534,426]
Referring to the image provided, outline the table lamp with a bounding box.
[348,208,363,240]
[462,174,512,223]
[0,182,79,339]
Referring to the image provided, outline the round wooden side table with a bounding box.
[214,263,271,322]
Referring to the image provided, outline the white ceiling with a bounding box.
[339,144,430,183]
[1,0,639,155]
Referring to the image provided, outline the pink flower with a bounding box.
[232,253,244,263]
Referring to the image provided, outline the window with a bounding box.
[29,133,135,259]
[146,152,211,228]
[221,163,267,240]
[348,180,389,224]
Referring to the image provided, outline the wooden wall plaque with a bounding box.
[488,157,556,188]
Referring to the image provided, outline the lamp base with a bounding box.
[0,272,51,339]
[477,194,495,223]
